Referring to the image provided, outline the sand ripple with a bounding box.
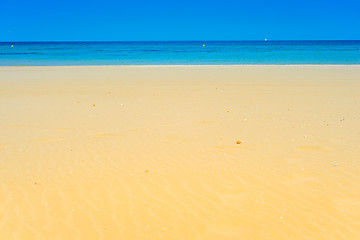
[1,66,360,239]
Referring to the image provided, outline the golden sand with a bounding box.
[0,66,360,239]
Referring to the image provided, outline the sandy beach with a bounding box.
[0,65,360,239]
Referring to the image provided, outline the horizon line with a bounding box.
[1,40,360,43]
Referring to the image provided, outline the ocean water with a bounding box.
[0,41,359,66]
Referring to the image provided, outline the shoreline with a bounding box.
[1,64,360,71]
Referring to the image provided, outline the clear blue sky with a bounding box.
[1,0,359,41]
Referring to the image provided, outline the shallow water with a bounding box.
[0,41,359,65]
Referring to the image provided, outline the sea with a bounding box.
[0,41,359,66]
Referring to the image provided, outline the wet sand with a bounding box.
[0,65,360,239]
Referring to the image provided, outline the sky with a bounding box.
[0,0,359,41]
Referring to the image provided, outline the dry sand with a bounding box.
[0,65,360,239]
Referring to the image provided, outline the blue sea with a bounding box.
[0,41,359,66]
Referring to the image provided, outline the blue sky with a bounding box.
[1,0,359,41]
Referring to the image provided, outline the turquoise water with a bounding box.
[0,41,359,65]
